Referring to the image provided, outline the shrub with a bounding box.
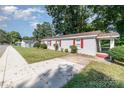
[108,46,124,62]
[70,45,77,53]
[115,39,124,46]
[41,43,47,49]
[61,48,63,52]
[54,43,59,51]
[65,49,68,53]
[33,42,41,48]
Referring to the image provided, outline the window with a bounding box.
[57,40,61,47]
[47,41,51,46]
[75,38,84,49]
[75,38,80,48]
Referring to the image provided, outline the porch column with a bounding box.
[110,38,115,49]
[98,40,102,52]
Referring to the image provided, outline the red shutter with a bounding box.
[80,38,83,48]
[60,40,61,47]
[73,39,75,45]
[50,40,51,46]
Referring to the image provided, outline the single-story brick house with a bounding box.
[41,31,119,56]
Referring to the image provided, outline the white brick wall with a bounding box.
[77,38,97,56]
[43,38,97,56]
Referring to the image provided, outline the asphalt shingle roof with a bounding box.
[42,31,119,40]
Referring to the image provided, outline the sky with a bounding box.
[0,5,53,37]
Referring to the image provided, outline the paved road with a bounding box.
[0,45,8,57]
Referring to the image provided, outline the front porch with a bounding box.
[96,32,119,59]
[97,38,115,53]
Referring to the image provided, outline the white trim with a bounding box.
[42,35,97,41]
[110,39,115,49]
[97,35,119,39]
[98,40,102,52]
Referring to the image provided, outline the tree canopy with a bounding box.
[33,22,53,42]
[89,6,124,33]
[0,29,10,44]
[22,36,34,40]
[7,31,22,44]
[46,5,92,35]
[45,5,124,39]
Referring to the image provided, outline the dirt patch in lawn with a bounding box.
[61,53,111,65]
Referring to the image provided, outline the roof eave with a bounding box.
[97,35,120,39]
[42,35,97,41]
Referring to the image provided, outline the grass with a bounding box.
[14,46,66,64]
[64,61,124,88]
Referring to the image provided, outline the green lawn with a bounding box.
[14,46,66,64]
[64,61,124,88]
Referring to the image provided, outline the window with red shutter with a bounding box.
[60,40,61,47]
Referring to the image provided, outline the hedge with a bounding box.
[108,46,124,62]
[33,42,41,48]
[70,45,77,53]
[33,42,47,49]
[40,43,47,49]
[65,48,68,53]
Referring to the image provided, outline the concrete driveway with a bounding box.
[0,46,88,88]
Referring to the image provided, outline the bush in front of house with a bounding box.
[61,48,64,52]
[54,43,59,51]
[33,42,41,48]
[40,43,47,49]
[70,45,77,53]
[65,48,68,53]
[108,45,124,62]
[115,39,124,46]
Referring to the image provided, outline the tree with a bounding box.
[89,6,124,36]
[22,36,34,40]
[33,22,53,42]
[46,5,124,41]
[116,20,124,39]
[0,29,10,44]
[8,31,22,44]
[46,5,91,35]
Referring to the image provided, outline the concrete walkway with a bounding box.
[0,46,85,88]
[0,46,37,88]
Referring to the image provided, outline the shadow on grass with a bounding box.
[113,60,124,67]
[16,67,123,88]
[64,69,123,88]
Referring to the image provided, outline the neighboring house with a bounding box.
[41,31,119,56]
[16,40,34,48]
